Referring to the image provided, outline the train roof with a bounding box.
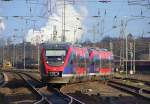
[41,42,72,49]
[41,42,83,50]
[89,47,113,59]
[88,47,108,51]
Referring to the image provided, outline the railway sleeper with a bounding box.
[108,82,150,101]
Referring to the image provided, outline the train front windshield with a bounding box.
[45,50,66,66]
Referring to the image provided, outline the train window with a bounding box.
[68,52,76,65]
[72,54,79,65]
[101,59,110,68]
[93,56,100,67]
[95,59,100,67]
[45,50,66,66]
[77,57,89,67]
[85,58,90,66]
[109,60,113,67]
[78,58,85,67]
[46,50,66,56]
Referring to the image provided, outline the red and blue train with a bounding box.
[39,43,113,83]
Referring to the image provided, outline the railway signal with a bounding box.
[129,42,133,75]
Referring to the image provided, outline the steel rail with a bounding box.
[16,73,52,104]
[59,86,85,104]
[16,71,85,104]
[124,77,150,87]
[114,77,150,86]
[64,93,85,104]
[6,70,84,104]
[109,80,150,94]
[47,85,85,104]
[0,72,9,87]
[17,72,85,104]
[0,72,4,85]
[107,80,150,101]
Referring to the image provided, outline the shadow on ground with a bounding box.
[68,91,150,104]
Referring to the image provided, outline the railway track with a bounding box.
[124,77,150,86]
[107,79,150,101]
[47,84,85,104]
[0,72,4,85]
[114,77,150,86]
[0,72,9,87]
[16,72,51,104]
[16,72,84,104]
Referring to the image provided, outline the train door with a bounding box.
[85,51,90,77]
[63,47,75,74]
[109,55,114,73]
[100,59,110,74]
[65,47,77,82]
[93,55,100,74]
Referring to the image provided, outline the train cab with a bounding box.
[40,43,70,82]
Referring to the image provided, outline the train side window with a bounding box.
[68,52,75,65]
[93,56,100,67]
[109,59,113,67]
[91,61,94,65]
[85,58,90,66]
[77,57,89,67]
[70,60,73,64]
[78,58,84,67]
[101,59,109,68]
[72,53,76,65]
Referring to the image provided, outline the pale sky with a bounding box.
[0,0,150,44]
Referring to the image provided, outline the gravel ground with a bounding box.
[0,87,37,104]
[0,72,37,104]
[1,71,149,104]
[61,81,150,104]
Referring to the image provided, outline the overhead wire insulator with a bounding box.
[98,8,100,16]
[141,8,143,16]
[104,9,107,16]
[112,16,117,28]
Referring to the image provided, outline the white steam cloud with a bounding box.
[26,1,87,44]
